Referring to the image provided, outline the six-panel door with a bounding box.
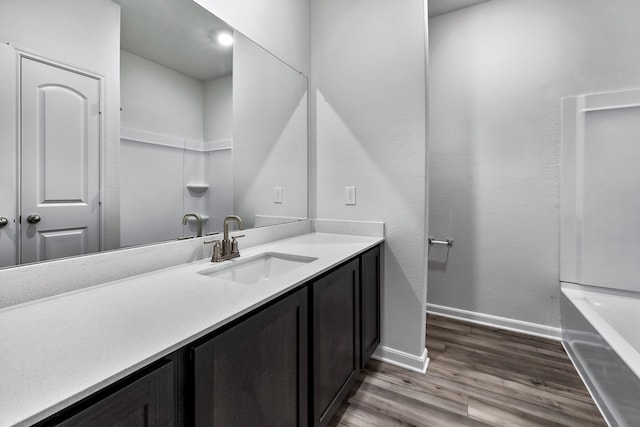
[20,57,101,264]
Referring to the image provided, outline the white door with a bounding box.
[20,57,101,264]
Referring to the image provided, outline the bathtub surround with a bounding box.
[119,128,233,246]
[559,87,640,425]
[428,0,640,331]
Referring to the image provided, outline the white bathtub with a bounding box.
[561,282,640,427]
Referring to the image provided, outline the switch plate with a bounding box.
[345,186,356,205]
[274,187,283,204]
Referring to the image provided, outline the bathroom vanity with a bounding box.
[0,232,382,426]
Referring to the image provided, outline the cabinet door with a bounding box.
[192,287,308,426]
[360,245,381,368]
[313,258,360,427]
[50,360,175,426]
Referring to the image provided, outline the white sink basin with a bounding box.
[197,252,317,285]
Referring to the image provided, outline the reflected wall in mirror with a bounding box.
[0,0,308,269]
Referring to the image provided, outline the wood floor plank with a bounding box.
[330,315,607,426]
[345,379,492,427]
[467,396,568,427]
[422,363,604,423]
[428,323,571,363]
[428,346,593,402]
[357,372,469,416]
[427,326,580,374]
[329,401,412,427]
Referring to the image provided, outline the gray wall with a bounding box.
[311,0,429,362]
[204,74,233,143]
[428,0,640,329]
[120,50,204,141]
[233,33,308,228]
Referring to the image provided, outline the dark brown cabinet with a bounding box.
[360,245,381,368]
[192,287,308,426]
[38,360,176,427]
[312,258,360,427]
[38,244,382,427]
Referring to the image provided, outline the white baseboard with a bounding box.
[371,346,430,374]
[427,303,562,341]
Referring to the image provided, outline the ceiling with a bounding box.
[429,0,491,17]
[112,0,232,82]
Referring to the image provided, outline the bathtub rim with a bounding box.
[561,281,640,382]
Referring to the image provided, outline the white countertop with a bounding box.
[0,232,383,426]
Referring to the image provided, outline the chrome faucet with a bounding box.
[182,212,203,237]
[205,215,245,262]
[222,215,244,259]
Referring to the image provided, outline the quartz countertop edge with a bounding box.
[0,232,383,426]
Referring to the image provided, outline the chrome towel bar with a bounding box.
[428,237,453,246]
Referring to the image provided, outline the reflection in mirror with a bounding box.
[0,0,308,269]
[116,0,235,247]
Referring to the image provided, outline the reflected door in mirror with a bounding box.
[20,57,101,264]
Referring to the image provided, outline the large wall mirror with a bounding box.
[0,0,308,269]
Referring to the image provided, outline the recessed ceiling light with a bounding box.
[217,32,233,47]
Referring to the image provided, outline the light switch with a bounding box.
[345,186,356,205]
[274,186,283,204]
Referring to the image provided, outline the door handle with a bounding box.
[27,214,41,224]
[0,217,8,227]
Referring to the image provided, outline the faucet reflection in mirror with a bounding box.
[182,213,204,238]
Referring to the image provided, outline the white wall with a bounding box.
[193,0,310,76]
[0,0,121,251]
[311,0,429,364]
[428,0,640,329]
[121,50,204,141]
[233,33,309,229]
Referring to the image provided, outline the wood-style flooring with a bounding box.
[330,314,606,427]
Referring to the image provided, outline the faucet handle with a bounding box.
[230,234,245,255]
[204,239,223,262]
